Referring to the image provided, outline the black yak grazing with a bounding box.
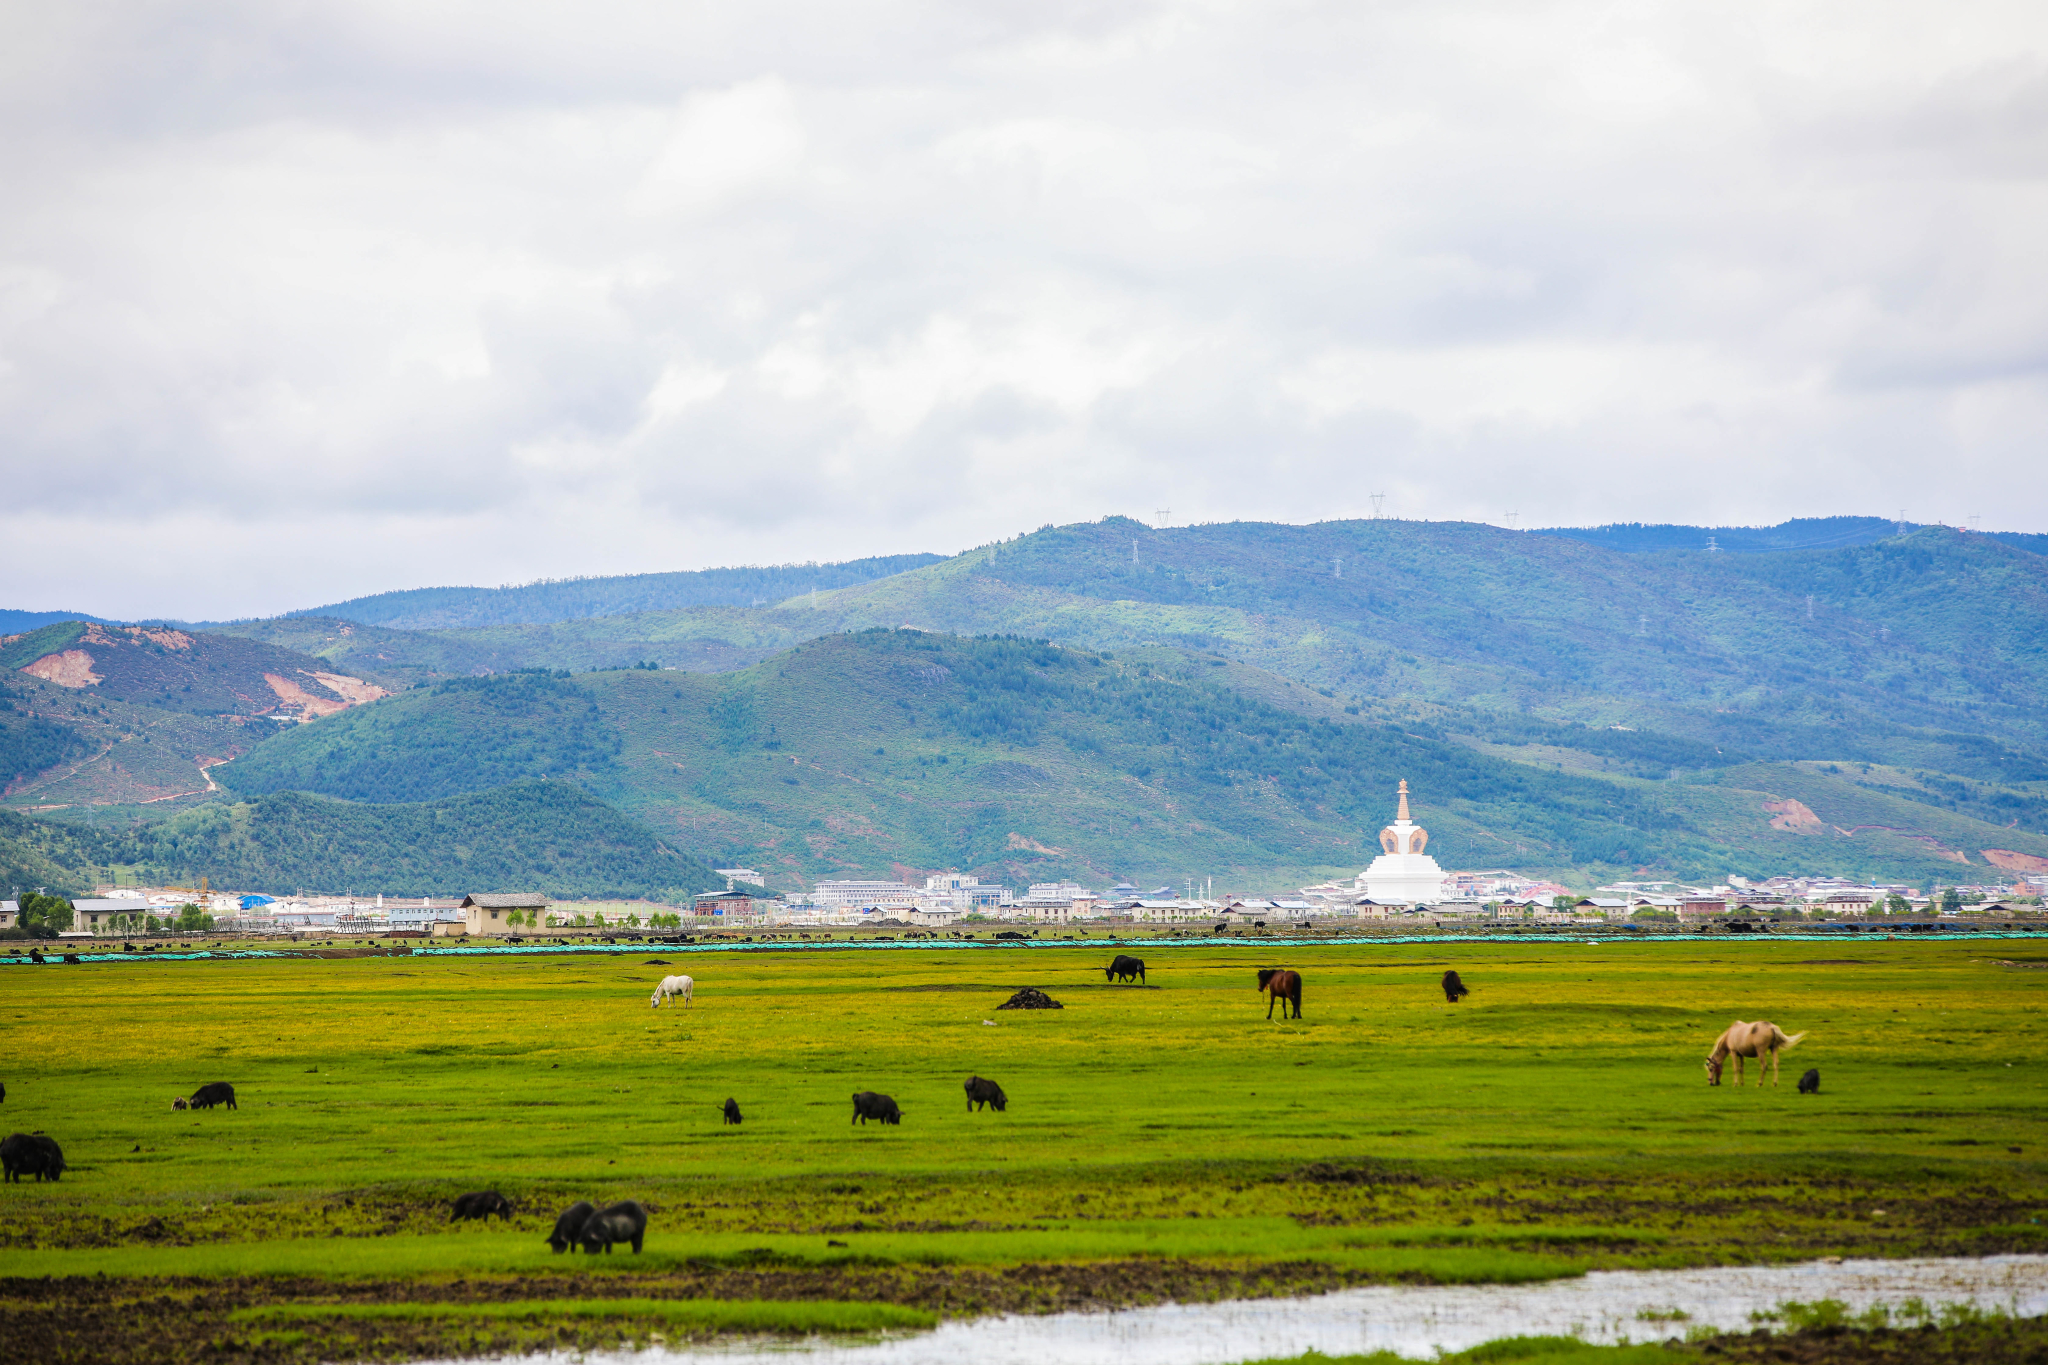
[451,1191,514,1222]
[851,1091,902,1125]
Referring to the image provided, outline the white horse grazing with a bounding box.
[1706,1019,1806,1087]
[650,974,694,1008]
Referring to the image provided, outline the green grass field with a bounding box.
[1,938,2045,1361]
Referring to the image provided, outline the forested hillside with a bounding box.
[214,632,2048,891]
[3,781,716,900]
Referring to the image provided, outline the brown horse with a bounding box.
[1705,1020,1807,1087]
[1257,967,1303,1020]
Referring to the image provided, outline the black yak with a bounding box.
[1,1133,65,1182]
[851,1091,902,1125]
[1797,1068,1820,1095]
[546,1201,596,1252]
[187,1082,236,1110]
[1106,954,1146,984]
[451,1191,514,1222]
[1442,970,1470,1003]
[580,1199,648,1253]
[964,1076,1007,1111]
[721,1097,743,1125]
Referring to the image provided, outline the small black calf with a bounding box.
[1797,1068,1820,1095]
[722,1097,743,1125]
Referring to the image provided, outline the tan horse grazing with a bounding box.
[1706,1020,1807,1087]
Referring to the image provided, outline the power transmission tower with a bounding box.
[1333,556,1342,579]
[1504,511,1519,530]
[1155,508,1172,528]
[1369,492,1386,519]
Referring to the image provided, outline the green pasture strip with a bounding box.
[0,1219,1598,1282]
[227,1297,935,1333]
[1,938,2042,1277]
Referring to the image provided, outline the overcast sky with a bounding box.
[3,1,2045,620]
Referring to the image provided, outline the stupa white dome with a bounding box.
[1358,779,1446,905]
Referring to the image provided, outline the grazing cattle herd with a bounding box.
[0,948,1817,1265]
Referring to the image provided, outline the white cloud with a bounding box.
[0,0,2044,619]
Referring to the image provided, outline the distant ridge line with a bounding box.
[265,553,947,631]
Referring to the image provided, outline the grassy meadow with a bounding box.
[1,936,2045,1360]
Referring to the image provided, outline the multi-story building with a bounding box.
[813,880,918,909]
[922,873,1011,912]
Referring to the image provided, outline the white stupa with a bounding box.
[1358,779,1446,905]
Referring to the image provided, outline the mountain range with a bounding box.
[6,516,2046,900]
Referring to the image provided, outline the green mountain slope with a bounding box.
[212,631,2048,891]
[225,610,804,682]
[1,676,91,795]
[2,781,717,900]
[225,670,626,803]
[1,623,400,811]
[0,621,391,721]
[269,553,944,630]
[214,518,2048,768]
[10,516,2046,895]
[826,518,2048,751]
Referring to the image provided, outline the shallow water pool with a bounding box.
[457,1253,2048,1365]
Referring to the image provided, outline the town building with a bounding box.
[692,888,771,924]
[813,880,918,909]
[459,892,549,937]
[1125,898,1211,923]
[922,873,1011,912]
[1358,780,1447,905]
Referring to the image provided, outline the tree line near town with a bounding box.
[3,515,2046,899]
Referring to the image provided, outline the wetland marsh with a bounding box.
[1,937,2043,1362]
